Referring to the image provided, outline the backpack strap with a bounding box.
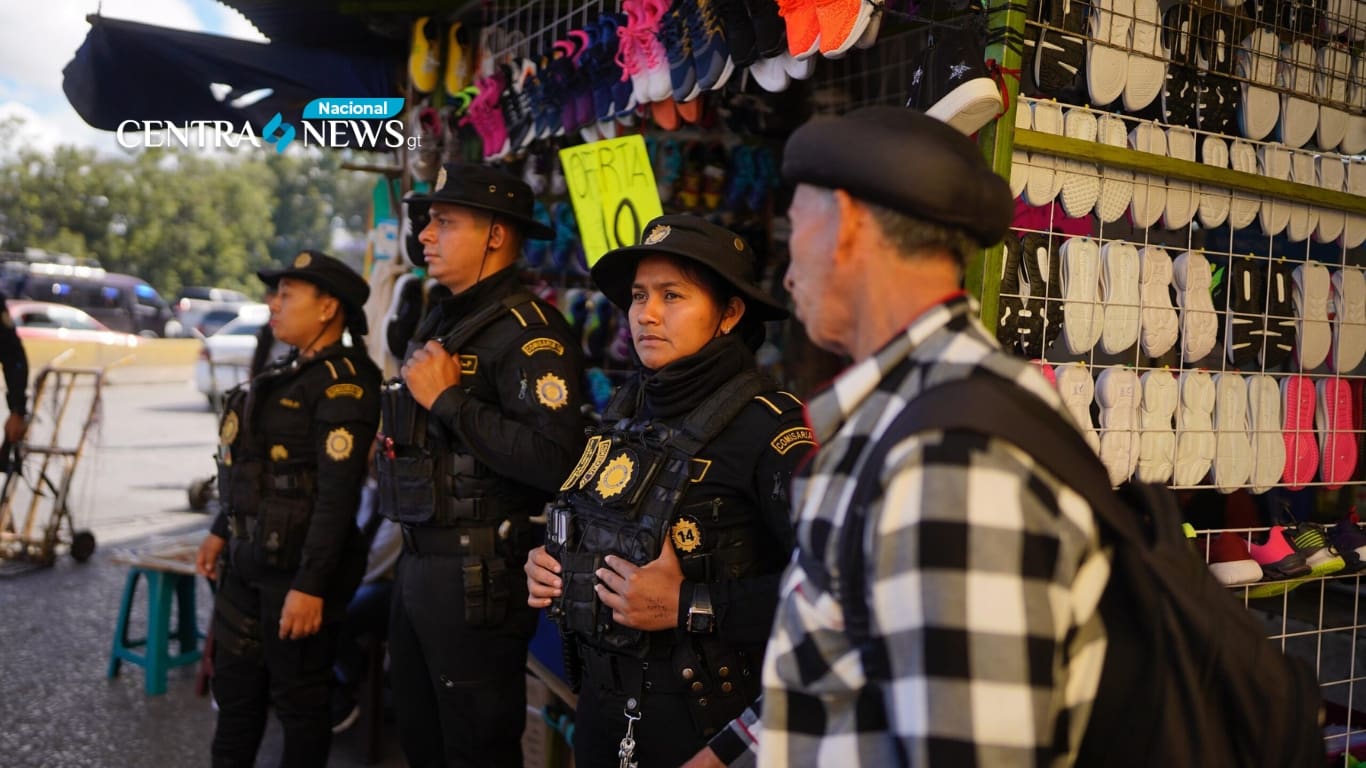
[843,374,1141,644]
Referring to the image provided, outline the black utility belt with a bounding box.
[400,524,498,557]
[577,642,687,695]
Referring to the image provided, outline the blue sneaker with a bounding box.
[657,2,698,103]
[687,0,735,93]
[599,13,637,116]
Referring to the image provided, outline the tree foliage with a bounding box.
[0,126,374,298]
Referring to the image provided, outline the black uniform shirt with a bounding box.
[212,343,381,598]
[416,267,586,500]
[653,394,812,648]
[0,297,28,416]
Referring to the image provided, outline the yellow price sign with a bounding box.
[558,135,664,267]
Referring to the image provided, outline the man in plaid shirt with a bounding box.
[689,108,1112,767]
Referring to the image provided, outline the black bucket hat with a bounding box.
[257,250,371,335]
[591,214,789,322]
[408,162,554,240]
[782,106,1014,247]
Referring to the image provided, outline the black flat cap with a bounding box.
[783,107,1013,247]
[591,214,789,322]
[409,162,553,240]
[258,250,371,335]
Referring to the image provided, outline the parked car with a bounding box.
[12,265,176,337]
[7,300,141,348]
[174,286,253,338]
[194,304,273,408]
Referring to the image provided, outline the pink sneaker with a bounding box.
[1247,526,1312,580]
[1035,359,1058,387]
[618,0,673,104]
[461,75,510,159]
[1281,375,1319,489]
[1318,377,1358,488]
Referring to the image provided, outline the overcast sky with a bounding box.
[0,0,268,154]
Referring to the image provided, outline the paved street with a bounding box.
[0,378,406,768]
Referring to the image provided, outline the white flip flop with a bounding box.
[1094,113,1134,223]
[1100,240,1141,354]
[1173,250,1219,362]
[1315,156,1347,244]
[1331,267,1366,372]
[1164,126,1198,229]
[1139,246,1179,358]
[1097,367,1142,486]
[1129,121,1169,229]
[1292,261,1332,370]
[1059,108,1101,217]
[1137,369,1178,483]
[1056,362,1101,453]
[1212,372,1252,493]
[1175,369,1216,487]
[1061,236,1105,353]
[1198,135,1231,229]
[1246,374,1286,494]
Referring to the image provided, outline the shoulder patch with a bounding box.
[521,337,565,357]
[770,427,815,456]
[279,398,301,409]
[535,372,569,410]
[326,383,364,400]
[325,427,354,461]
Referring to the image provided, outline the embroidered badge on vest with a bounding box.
[521,338,565,357]
[670,515,703,553]
[535,372,568,410]
[770,427,815,455]
[561,435,601,491]
[220,412,239,445]
[326,383,364,400]
[595,451,636,500]
[325,427,354,461]
[459,355,479,375]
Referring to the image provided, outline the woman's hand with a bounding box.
[594,539,684,631]
[525,545,563,608]
[278,589,324,640]
[195,533,226,580]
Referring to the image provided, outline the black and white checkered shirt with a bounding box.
[733,293,1110,766]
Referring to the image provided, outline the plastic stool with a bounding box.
[107,566,203,695]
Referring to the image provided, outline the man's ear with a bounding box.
[486,219,507,251]
[831,189,866,266]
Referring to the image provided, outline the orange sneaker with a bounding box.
[816,0,877,59]
[777,0,820,59]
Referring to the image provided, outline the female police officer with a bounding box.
[196,251,381,768]
[525,215,815,766]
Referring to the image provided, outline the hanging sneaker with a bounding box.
[716,0,760,69]
[658,1,700,102]
[816,0,880,59]
[1328,515,1366,571]
[408,17,441,93]
[777,0,821,59]
[1247,526,1313,580]
[444,21,474,97]
[910,17,1004,135]
[688,0,737,92]
[748,0,789,58]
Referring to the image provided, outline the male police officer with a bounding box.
[378,162,585,767]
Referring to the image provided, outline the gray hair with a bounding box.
[863,201,978,266]
[804,186,977,265]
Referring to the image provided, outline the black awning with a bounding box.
[62,16,401,133]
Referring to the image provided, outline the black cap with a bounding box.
[591,215,789,322]
[409,162,553,240]
[782,107,1013,247]
[257,250,371,335]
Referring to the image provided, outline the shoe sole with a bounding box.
[1137,369,1178,483]
[1097,367,1141,485]
[1100,241,1140,354]
[1138,246,1178,358]
[1282,375,1319,488]
[926,78,1004,136]
[1317,377,1358,487]
[1332,267,1366,372]
[1173,250,1218,361]
[1061,237,1103,354]
[1247,374,1285,493]
[1175,370,1215,487]
[1212,372,1252,492]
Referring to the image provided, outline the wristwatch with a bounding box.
[686,583,715,634]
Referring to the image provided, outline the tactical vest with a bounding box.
[375,291,547,530]
[216,359,319,571]
[546,369,772,657]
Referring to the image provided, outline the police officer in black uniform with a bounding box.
[525,215,814,767]
[377,162,585,767]
[195,251,380,768]
[0,295,28,448]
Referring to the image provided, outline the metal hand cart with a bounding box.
[0,355,117,571]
